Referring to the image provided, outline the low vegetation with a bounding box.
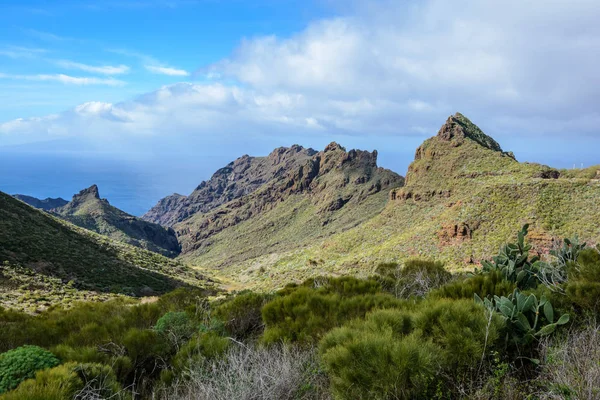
[0,227,599,399]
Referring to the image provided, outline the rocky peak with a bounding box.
[437,112,503,153]
[324,142,346,153]
[73,184,101,202]
[268,144,316,166]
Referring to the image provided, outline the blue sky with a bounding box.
[0,0,335,120]
[1,0,599,214]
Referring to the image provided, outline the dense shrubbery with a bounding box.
[0,346,60,394]
[0,227,597,399]
[320,299,504,399]
[262,277,405,344]
[213,291,272,339]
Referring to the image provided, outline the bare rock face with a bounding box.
[437,221,480,246]
[143,145,318,226]
[437,112,504,153]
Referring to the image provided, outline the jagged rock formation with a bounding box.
[143,145,317,226]
[13,194,68,210]
[52,185,180,257]
[145,143,403,268]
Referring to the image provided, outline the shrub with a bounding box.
[0,362,128,400]
[415,299,504,372]
[320,300,504,399]
[375,258,452,298]
[0,346,60,394]
[565,248,600,311]
[155,312,196,349]
[0,363,82,400]
[431,270,515,300]
[171,332,230,376]
[320,310,436,399]
[262,279,406,344]
[72,362,126,399]
[213,291,271,339]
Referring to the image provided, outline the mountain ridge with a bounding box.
[49,185,181,257]
[194,113,600,290]
[12,194,68,210]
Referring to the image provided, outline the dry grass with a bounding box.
[159,344,330,400]
[538,320,600,400]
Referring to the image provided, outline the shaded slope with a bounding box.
[53,185,180,257]
[12,194,68,210]
[213,113,600,290]
[0,191,209,300]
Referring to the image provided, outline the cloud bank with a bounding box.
[2,0,600,152]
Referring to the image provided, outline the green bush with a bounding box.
[213,291,271,339]
[321,328,437,399]
[0,362,127,400]
[431,270,515,300]
[0,363,82,400]
[262,277,406,344]
[170,332,230,376]
[0,346,60,394]
[415,299,504,371]
[565,248,600,311]
[155,312,196,348]
[320,299,503,399]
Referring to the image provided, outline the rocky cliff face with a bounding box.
[52,185,180,257]
[12,194,68,210]
[143,145,317,226]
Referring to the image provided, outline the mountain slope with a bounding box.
[12,194,68,210]
[210,113,600,290]
[1,191,210,309]
[143,145,318,226]
[145,143,403,272]
[52,185,180,257]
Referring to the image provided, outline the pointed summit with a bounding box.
[74,184,100,200]
[324,142,346,153]
[437,113,503,152]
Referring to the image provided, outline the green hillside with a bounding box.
[0,191,212,312]
[204,114,600,290]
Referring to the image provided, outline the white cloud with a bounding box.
[0,73,125,86]
[2,0,600,153]
[145,65,189,76]
[0,46,48,59]
[55,60,130,75]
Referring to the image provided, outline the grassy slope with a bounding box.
[0,191,212,311]
[206,117,600,291]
